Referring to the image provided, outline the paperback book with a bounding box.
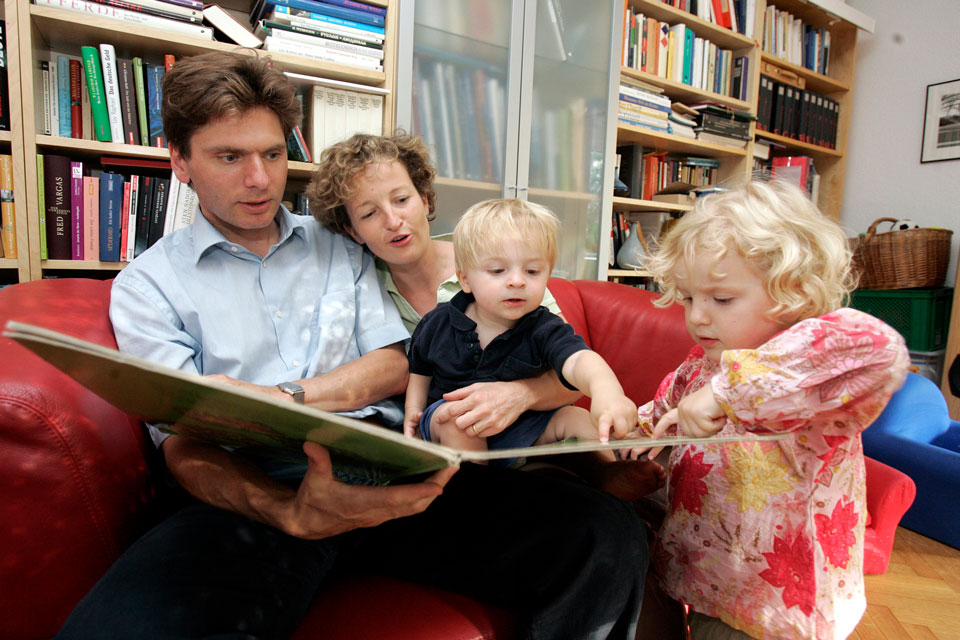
[5,320,787,483]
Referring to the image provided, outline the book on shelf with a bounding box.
[161,174,181,236]
[203,4,263,48]
[694,130,747,148]
[70,160,85,260]
[47,57,62,136]
[286,125,311,162]
[34,0,214,39]
[68,58,83,138]
[303,82,383,158]
[0,155,15,259]
[145,63,166,147]
[123,175,139,261]
[132,57,150,146]
[256,19,383,59]
[98,44,126,144]
[5,320,789,483]
[99,172,125,262]
[616,144,644,201]
[146,177,170,249]
[85,0,204,23]
[262,34,382,71]
[56,55,72,137]
[82,175,100,261]
[771,155,816,197]
[251,0,385,31]
[116,58,141,145]
[80,46,111,142]
[266,5,383,41]
[133,175,154,257]
[36,156,48,259]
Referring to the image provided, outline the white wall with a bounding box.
[843,0,960,287]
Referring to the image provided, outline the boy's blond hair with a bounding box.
[645,180,855,322]
[453,199,559,272]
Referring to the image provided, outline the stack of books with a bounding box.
[689,103,753,149]
[756,74,839,149]
[618,81,671,134]
[33,0,212,40]
[250,0,385,72]
[762,5,831,74]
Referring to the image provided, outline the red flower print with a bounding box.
[759,529,816,616]
[815,498,859,568]
[801,330,897,403]
[671,449,713,515]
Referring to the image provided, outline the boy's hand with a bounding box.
[653,384,724,439]
[403,410,423,439]
[590,391,638,442]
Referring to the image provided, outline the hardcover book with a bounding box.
[0,20,10,131]
[4,320,788,484]
[99,172,125,261]
[145,63,166,147]
[42,155,71,259]
[98,44,126,144]
[82,175,100,261]
[116,58,141,145]
[0,154,15,258]
[70,160,84,260]
[80,45,111,142]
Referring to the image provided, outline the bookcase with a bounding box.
[3,0,393,282]
[604,0,869,282]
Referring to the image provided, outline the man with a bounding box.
[57,51,648,640]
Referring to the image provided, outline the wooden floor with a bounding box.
[852,528,960,640]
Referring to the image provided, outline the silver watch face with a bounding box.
[278,382,305,403]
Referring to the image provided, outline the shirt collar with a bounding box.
[191,205,305,264]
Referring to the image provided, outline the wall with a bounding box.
[843,0,960,287]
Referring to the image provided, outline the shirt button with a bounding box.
[230,246,239,253]
[293,360,300,367]
[277,311,284,318]
[473,354,480,363]
[262,261,267,268]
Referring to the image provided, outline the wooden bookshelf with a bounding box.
[607,0,868,282]
[6,0,396,281]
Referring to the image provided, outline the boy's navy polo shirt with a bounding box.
[409,290,589,405]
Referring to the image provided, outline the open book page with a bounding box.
[5,320,788,482]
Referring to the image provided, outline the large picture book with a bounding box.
[4,320,787,483]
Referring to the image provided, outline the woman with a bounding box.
[308,132,664,498]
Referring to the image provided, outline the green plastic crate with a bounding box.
[850,287,953,351]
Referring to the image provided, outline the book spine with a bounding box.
[69,59,83,138]
[48,58,61,135]
[270,5,382,37]
[119,180,131,260]
[263,36,382,71]
[147,177,169,249]
[43,155,73,260]
[99,172,124,261]
[132,57,149,146]
[70,161,84,260]
[85,0,203,23]
[0,154,15,258]
[98,44,126,144]
[124,175,139,261]
[33,0,213,39]
[145,63,166,147]
[162,172,180,236]
[133,175,152,257]
[117,58,141,145]
[82,175,99,260]
[172,183,198,231]
[327,0,385,16]
[155,0,202,10]
[57,55,72,136]
[36,155,48,259]
[80,46,112,141]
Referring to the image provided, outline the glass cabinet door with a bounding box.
[396,0,620,280]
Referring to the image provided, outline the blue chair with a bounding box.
[862,373,960,549]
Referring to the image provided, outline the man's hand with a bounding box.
[279,442,458,540]
[435,381,533,438]
[589,390,638,441]
[206,373,288,401]
[653,384,724,439]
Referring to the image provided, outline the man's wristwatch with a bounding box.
[276,381,305,404]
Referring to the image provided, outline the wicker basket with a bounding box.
[850,217,953,290]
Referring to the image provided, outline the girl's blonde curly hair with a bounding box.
[645,179,856,322]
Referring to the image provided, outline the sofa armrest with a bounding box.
[862,456,916,574]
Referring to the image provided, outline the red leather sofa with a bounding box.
[0,277,915,639]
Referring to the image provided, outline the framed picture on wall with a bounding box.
[921,78,960,163]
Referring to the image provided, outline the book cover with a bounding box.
[257,21,383,59]
[266,8,383,44]
[145,63,166,147]
[33,0,214,39]
[70,160,84,260]
[133,174,154,257]
[119,180,131,260]
[69,58,83,138]
[82,175,100,261]
[37,155,48,259]
[116,58,141,145]
[146,177,169,249]
[132,57,150,146]
[98,44,126,144]
[124,175,139,261]
[99,172,125,261]
[56,55,72,137]
[262,35,382,71]
[203,4,263,48]
[4,320,788,483]
[80,45,112,142]
[0,154,15,258]
[268,5,383,37]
